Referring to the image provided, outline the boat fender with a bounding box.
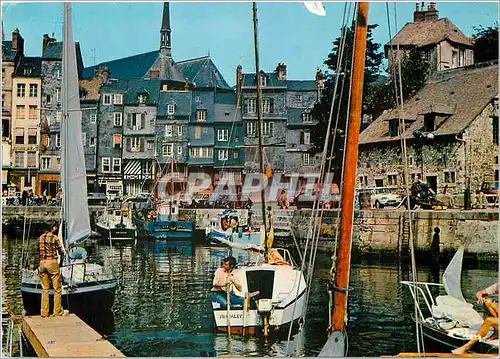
[168,222,178,231]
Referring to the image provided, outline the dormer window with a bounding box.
[389,119,399,137]
[424,113,435,132]
[260,74,268,87]
[23,67,33,75]
[138,94,147,104]
[167,104,175,115]
[302,112,312,123]
[197,109,206,122]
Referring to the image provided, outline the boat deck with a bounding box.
[22,314,124,357]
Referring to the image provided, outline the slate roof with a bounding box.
[42,41,84,75]
[147,53,184,82]
[242,72,287,88]
[13,57,42,77]
[215,92,237,105]
[2,41,16,61]
[100,78,162,106]
[177,56,231,90]
[286,80,317,91]
[81,50,159,79]
[157,91,192,117]
[386,18,473,48]
[359,63,498,145]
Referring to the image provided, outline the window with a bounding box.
[246,122,256,137]
[128,113,145,130]
[194,126,202,139]
[15,151,24,167]
[189,147,213,158]
[389,119,399,136]
[16,105,25,119]
[424,113,435,132]
[28,128,37,144]
[103,94,112,105]
[27,152,37,168]
[46,94,52,105]
[375,179,384,187]
[41,157,51,169]
[218,129,229,141]
[167,104,175,115]
[147,140,154,150]
[113,134,122,149]
[246,98,256,113]
[162,143,173,156]
[260,75,267,87]
[197,109,206,122]
[56,69,61,79]
[29,106,37,119]
[165,125,173,137]
[112,158,121,173]
[177,125,183,137]
[262,98,274,113]
[55,133,61,148]
[301,132,310,145]
[263,122,274,137]
[15,128,24,144]
[56,88,61,103]
[138,94,147,104]
[408,156,414,166]
[303,153,313,166]
[295,94,303,103]
[56,111,62,123]
[17,84,25,97]
[234,151,239,159]
[493,116,499,145]
[444,171,456,184]
[130,137,141,152]
[113,94,123,105]
[195,96,201,103]
[177,145,183,155]
[302,113,312,123]
[359,175,368,187]
[218,149,228,161]
[102,157,111,172]
[113,112,123,126]
[29,84,38,97]
[89,137,96,147]
[90,114,97,123]
[388,174,398,186]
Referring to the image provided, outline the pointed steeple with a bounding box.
[160,2,172,57]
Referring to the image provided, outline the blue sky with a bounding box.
[2,1,498,86]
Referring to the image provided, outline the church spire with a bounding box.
[160,2,172,57]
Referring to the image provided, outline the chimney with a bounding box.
[414,2,438,22]
[275,62,287,81]
[413,2,425,22]
[94,66,110,84]
[42,33,56,54]
[11,28,24,55]
[425,2,438,21]
[236,65,242,100]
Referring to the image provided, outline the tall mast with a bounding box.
[323,2,369,356]
[252,2,269,262]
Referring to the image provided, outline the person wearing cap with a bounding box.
[211,255,244,308]
[38,222,65,317]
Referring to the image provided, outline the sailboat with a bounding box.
[210,2,307,336]
[20,3,117,316]
[402,247,498,354]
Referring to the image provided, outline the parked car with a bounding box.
[370,187,402,209]
[191,193,211,208]
[87,192,108,206]
[481,179,499,204]
[293,189,340,209]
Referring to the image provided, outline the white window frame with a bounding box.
[41,157,51,169]
[162,143,174,157]
[103,94,112,105]
[27,152,37,168]
[260,75,267,87]
[295,94,303,103]
[218,149,228,161]
[246,98,256,114]
[113,94,123,105]
[113,112,123,126]
[56,111,62,123]
[177,145,183,155]
[234,151,239,159]
[197,109,206,122]
[90,114,97,123]
[82,133,87,146]
[102,157,111,173]
[165,125,173,137]
[56,88,61,103]
[177,125,183,137]
[263,122,274,137]
[89,137,96,147]
[218,129,229,141]
[55,133,61,148]
[112,158,121,173]
[302,113,312,123]
[113,134,122,148]
[303,153,313,166]
[29,84,38,97]
[131,137,141,152]
[17,84,25,97]
[194,126,202,139]
[167,104,175,115]
[262,98,272,113]
[147,140,154,150]
[246,122,256,137]
[303,132,311,145]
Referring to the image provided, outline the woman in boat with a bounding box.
[211,256,244,308]
[452,282,498,354]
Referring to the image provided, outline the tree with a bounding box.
[473,23,499,63]
[310,23,383,179]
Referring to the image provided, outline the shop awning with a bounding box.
[2,170,7,184]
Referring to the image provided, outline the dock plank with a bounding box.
[22,314,124,357]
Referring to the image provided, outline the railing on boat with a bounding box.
[401,281,444,322]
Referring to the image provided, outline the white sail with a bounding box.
[61,3,91,246]
[443,246,465,301]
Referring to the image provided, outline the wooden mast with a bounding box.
[252,2,269,263]
[332,0,369,337]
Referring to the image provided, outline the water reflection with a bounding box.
[2,234,498,357]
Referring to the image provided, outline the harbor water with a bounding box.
[2,234,497,357]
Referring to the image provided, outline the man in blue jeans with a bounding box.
[211,256,244,308]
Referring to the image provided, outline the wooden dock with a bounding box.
[22,314,124,357]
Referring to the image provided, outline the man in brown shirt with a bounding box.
[39,222,65,317]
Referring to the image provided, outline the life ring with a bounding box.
[168,222,178,231]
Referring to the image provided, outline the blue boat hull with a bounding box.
[144,219,193,239]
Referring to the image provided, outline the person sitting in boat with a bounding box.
[268,248,291,266]
[452,281,499,354]
[211,255,244,308]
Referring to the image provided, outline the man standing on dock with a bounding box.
[39,222,65,317]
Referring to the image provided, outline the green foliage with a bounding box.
[473,23,499,63]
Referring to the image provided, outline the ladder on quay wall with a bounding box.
[398,212,410,258]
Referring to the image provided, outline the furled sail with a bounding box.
[61,3,91,246]
[442,246,465,302]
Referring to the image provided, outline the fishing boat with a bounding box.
[95,202,138,241]
[401,247,498,354]
[143,199,193,239]
[20,3,117,316]
[210,3,307,336]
